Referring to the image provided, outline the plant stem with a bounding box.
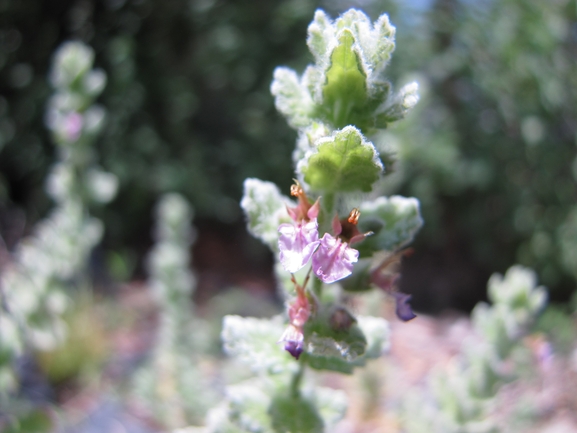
[320,192,335,234]
[312,277,322,298]
[290,360,305,398]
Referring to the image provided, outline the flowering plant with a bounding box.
[133,193,216,428]
[0,41,116,398]
[402,266,548,433]
[208,8,423,431]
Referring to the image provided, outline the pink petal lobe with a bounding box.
[312,234,359,283]
[278,219,320,273]
[307,197,321,220]
[64,112,83,142]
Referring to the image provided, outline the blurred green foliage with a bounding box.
[36,295,110,385]
[380,0,577,299]
[0,0,320,246]
[535,303,577,355]
[1,0,577,302]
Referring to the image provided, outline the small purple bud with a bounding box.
[284,340,304,360]
[279,325,304,360]
[393,292,417,321]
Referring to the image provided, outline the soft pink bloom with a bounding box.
[278,181,321,273]
[278,219,320,273]
[278,185,366,284]
[64,112,83,142]
[312,233,359,283]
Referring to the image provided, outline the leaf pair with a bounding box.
[271,9,418,134]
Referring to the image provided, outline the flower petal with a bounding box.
[64,112,83,142]
[278,219,320,273]
[312,233,359,283]
[393,292,417,321]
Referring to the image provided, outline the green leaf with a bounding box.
[293,122,332,167]
[269,389,324,433]
[471,302,512,359]
[340,259,372,292]
[320,30,368,128]
[374,82,420,127]
[302,305,367,374]
[226,381,275,433]
[208,382,346,433]
[334,9,394,78]
[50,41,95,89]
[299,126,383,193]
[487,265,544,310]
[361,13,396,75]
[307,10,332,64]
[270,67,315,129]
[271,10,416,133]
[302,311,389,374]
[313,387,348,428]
[356,315,390,359]
[356,195,423,256]
[222,315,299,376]
[240,178,292,252]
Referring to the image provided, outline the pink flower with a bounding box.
[279,219,319,273]
[278,181,321,273]
[278,182,369,284]
[64,112,83,142]
[311,211,367,284]
[312,233,359,283]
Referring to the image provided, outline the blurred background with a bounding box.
[1,0,576,313]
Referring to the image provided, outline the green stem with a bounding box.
[290,360,305,398]
[312,277,322,298]
[320,192,335,234]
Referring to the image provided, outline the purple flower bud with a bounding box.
[279,325,304,359]
[393,292,417,321]
[312,233,359,283]
[278,219,320,273]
